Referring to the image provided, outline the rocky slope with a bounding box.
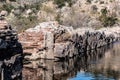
[0,0,119,31]
[19,21,120,60]
[0,20,23,80]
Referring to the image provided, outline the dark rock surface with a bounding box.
[0,20,23,80]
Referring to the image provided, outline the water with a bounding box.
[23,42,120,80]
[69,72,114,80]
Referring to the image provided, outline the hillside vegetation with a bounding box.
[0,0,119,32]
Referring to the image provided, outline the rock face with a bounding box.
[0,20,23,80]
[19,21,74,60]
[19,21,120,60]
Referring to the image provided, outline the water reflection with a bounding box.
[23,42,120,80]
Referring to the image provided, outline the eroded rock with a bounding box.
[19,21,120,60]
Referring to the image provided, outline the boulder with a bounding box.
[0,10,8,16]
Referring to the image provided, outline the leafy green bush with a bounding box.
[87,0,92,3]
[99,8,118,27]
[55,14,62,24]
[24,3,41,11]
[99,16,118,27]
[101,8,107,16]
[54,0,72,8]
[2,3,14,13]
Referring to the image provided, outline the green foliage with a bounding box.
[2,4,14,13]
[99,8,118,27]
[0,2,42,32]
[55,14,62,24]
[9,0,16,1]
[54,0,72,8]
[24,3,41,11]
[54,0,65,8]
[101,8,107,16]
[28,15,37,21]
[30,3,41,10]
[100,1,104,4]
[99,16,118,27]
[87,0,92,3]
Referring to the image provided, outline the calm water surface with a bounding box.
[23,42,120,80]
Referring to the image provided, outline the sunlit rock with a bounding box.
[19,21,120,60]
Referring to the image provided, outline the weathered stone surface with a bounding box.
[19,21,74,60]
[0,39,7,49]
[19,21,120,60]
[54,42,77,58]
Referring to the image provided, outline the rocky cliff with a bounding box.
[19,21,120,60]
[0,20,23,80]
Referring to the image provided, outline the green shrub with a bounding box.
[54,0,72,8]
[99,16,118,27]
[55,14,62,24]
[24,3,41,11]
[99,8,118,27]
[87,0,92,3]
[101,8,107,16]
[2,3,14,13]
[100,1,104,4]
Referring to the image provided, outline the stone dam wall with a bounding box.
[0,21,23,80]
[19,21,120,60]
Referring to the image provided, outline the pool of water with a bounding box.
[23,42,120,80]
[69,72,114,80]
